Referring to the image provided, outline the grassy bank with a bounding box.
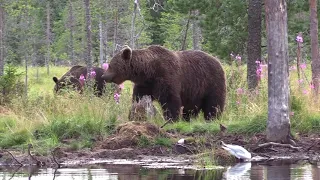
[0,64,319,155]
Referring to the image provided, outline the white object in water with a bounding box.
[178,139,185,144]
[221,141,252,160]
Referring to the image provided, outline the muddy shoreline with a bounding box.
[0,122,319,168]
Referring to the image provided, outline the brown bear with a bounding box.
[101,45,227,121]
[52,65,107,96]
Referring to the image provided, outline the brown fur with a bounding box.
[101,45,227,121]
[53,65,107,96]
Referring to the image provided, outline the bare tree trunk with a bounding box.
[69,0,75,65]
[113,0,118,56]
[99,17,104,67]
[84,0,92,70]
[310,0,320,96]
[131,0,137,49]
[192,10,201,50]
[103,10,108,62]
[265,0,291,143]
[46,2,51,75]
[181,11,191,51]
[0,3,4,76]
[247,0,262,90]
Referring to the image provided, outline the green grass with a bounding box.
[0,64,319,152]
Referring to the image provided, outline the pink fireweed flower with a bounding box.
[303,89,308,95]
[296,35,303,43]
[119,83,124,90]
[236,88,244,95]
[90,69,96,78]
[298,79,304,84]
[310,83,315,89]
[102,63,109,70]
[236,54,241,61]
[79,74,85,86]
[255,61,260,64]
[114,93,121,104]
[256,67,262,76]
[299,63,306,70]
[236,101,240,105]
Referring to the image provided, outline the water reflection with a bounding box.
[0,161,319,180]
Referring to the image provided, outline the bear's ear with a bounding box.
[121,45,132,60]
[53,77,59,84]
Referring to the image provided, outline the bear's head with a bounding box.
[101,45,132,85]
[52,76,82,94]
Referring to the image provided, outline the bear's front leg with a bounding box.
[159,93,181,122]
[132,84,153,102]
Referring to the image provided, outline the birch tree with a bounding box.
[191,10,201,50]
[310,0,320,96]
[68,0,75,65]
[265,0,291,143]
[46,1,51,75]
[0,2,4,76]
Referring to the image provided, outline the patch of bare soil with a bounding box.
[94,121,171,150]
[0,106,11,115]
[0,122,319,168]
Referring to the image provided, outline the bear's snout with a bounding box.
[101,72,115,83]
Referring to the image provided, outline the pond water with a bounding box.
[0,161,319,180]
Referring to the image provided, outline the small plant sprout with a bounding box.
[102,63,109,70]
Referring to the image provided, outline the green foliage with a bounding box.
[154,136,173,147]
[0,65,24,104]
[0,129,31,148]
[137,135,151,147]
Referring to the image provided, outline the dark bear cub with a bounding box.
[53,65,106,96]
[101,45,226,121]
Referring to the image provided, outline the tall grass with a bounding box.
[0,64,319,151]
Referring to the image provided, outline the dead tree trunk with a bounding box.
[247,0,262,90]
[99,17,104,67]
[265,0,291,143]
[181,11,191,51]
[46,2,51,75]
[103,13,108,62]
[84,0,92,69]
[310,0,320,96]
[113,0,119,56]
[68,0,75,65]
[192,10,201,50]
[0,4,4,76]
[131,0,137,49]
